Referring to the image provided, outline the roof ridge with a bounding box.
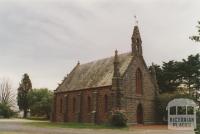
[56,51,133,92]
[79,51,132,66]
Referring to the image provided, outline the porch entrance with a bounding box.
[137,103,143,124]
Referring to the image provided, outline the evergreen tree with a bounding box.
[180,54,200,95]
[150,61,181,93]
[190,21,200,42]
[161,61,182,91]
[17,73,32,118]
[152,54,200,94]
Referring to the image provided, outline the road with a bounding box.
[0,119,195,134]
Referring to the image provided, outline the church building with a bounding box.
[52,25,158,124]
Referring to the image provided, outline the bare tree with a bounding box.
[0,78,15,107]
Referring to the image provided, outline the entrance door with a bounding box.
[137,104,143,124]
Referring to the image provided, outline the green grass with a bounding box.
[25,121,128,130]
[0,132,29,134]
[26,117,48,121]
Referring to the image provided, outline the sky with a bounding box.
[0,0,200,90]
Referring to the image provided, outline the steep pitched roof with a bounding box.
[56,52,133,92]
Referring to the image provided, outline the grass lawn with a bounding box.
[0,132,28,134]
[25,121,128,130]
[26,117,48,121]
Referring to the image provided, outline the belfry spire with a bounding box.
[131,16,143,56]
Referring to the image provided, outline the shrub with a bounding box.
[28,88,53,119]
[0,103,15,118]
[109,110,127,127]
[197,111,200,124]
[195,122,200,134]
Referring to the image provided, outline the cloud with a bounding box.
[0,0,200,90]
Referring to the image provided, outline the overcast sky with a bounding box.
[0,0,200,90]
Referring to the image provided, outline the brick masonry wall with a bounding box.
[122,56,156,124]
[53,86,112,124]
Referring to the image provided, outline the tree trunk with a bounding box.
[23,110,27,118]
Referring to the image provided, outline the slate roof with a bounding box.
[56,52,133,92]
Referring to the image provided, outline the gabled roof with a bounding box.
[56,52,133,92]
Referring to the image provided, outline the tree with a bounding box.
[152,54,200,95]
[161,61,182,91]
[28,88,53,119]
[150,61,181,93]
[0,78,15,118]
[17,73,32,118]
[179,54,200,95]
[190,21,200,42]
[0,78,15,106]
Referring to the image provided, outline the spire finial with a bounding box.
[134,15,138,26]
[115,49,118,56]
[114,49,119,63]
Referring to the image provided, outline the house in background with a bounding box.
[52,25,158,124]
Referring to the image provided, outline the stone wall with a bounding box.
[53,86,112,124]
[52,56,157,125]
[122,56,156,124]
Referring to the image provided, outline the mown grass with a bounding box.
[26,117,48,121]
[0,132,29,134]
[25,121,128,130]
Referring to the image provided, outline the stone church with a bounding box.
[52,25,158,124]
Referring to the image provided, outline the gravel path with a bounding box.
[0,119,195,134]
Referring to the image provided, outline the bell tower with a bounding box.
[131,21,143,56]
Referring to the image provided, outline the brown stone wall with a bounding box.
[52,56,156,124]
[96,88,111,123]
[122,56,156,124]
[80,90,92,123]
[53,86,112,124]
[54,93,64,122]
[66,92,79,122]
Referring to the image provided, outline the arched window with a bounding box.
[87,96,91,113]
[136,38,140,43]
[136,68,142,95]
[72,97,76,113]
[136,44,140,53]
[104,95,108,112]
